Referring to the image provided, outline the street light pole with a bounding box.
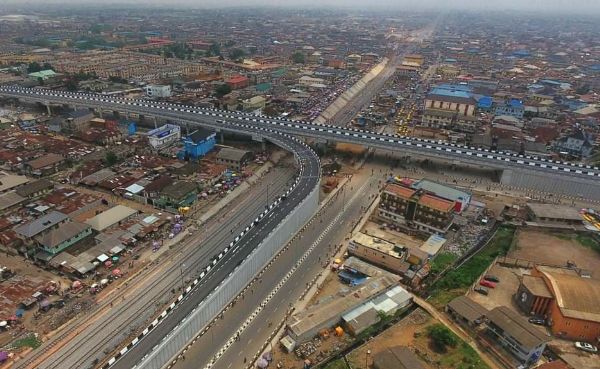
[365,349,371,368]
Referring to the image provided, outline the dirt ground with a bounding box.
[509,229,600,273]
[361,221,423,248]
[346,308,431,369]
[549,339,600,369]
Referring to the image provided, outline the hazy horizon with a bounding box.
[1,0,600,14]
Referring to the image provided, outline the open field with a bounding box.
[509,229,600,274]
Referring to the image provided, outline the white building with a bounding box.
[144,84,172,98]
[147,124,181,149]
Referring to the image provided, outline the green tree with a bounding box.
[27,62,42,73]
[37,77,44,86]
[208,42,221,56]
[42,62,53,71]
[291,51,305,64]
[105,151,119,166]
[230,48,245,61]
[214,84,232,98]
[427,324,458,353]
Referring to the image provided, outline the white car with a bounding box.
[575,341,598,353]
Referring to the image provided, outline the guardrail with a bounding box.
[100,135,320,369]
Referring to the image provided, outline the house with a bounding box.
[180,128,216,160]
[158,181,198,209]
[215,148,253,171]
[28,69,57,81]
[64,110,94,131]
[0,191,26,214]
[23,153,65,176]
[486,306,549,365]
[372,346,426,369]
[143,84,172,98]
[16,179,54,199]
[0,173,29,193]
[226,75,249,90]
[242,96,266,111]
[553,130,594,158]
[495,98,524,119]
[446,296,488,327]
[85,205,137,232]
[147,124,181,149]
[35,221,92,255]
[15,211,69,243]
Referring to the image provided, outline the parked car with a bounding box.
[484,275,500,283]
[575,342,598,353]
[474,286,489,295]
[480,279,496,288]
[528,317,545,326]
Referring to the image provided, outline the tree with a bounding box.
[291,51,305,64]
[427,324,458,353]
[230,48,245,61]
[27,62,42,73]
[214,84,232,98]
[105,151,119,166]
[208,42,221,57]
[37,77,44,86]
[42,62,53,71]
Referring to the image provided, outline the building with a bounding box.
[35,221,92,255]
[347,232,408,274]
[341,285,412,335]
[23,153,65,176]
[285,275,397,342]
[372,346,426,369]
[158,181,198,209]
[15,211,69,243]
[28,70,57,81]
[526,203,582,226]
[64,110,95,131]
[16,179,54,199]
[242,96,266,111]
[0,191,26,214]
[528,265,600,342]
[143,84,172,98]
[226,75,249,90]
[378,183,456,235]
[495,98,524,119]
[0,173,29,193]
[486,306,549,365]
[446,296,488,328]
[422,87,477,132]
[516,274,554,317]
[147,124,181,149]
[180,128,216,160]
[553,130,594,158]
[411,179,471,213]
[85,205,137,232]
[215,147,253,171]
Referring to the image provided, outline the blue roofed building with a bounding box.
[179,128,216,160]
[495,98,524,119]
[477,96,493,111]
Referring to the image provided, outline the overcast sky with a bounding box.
[2,0,600,13]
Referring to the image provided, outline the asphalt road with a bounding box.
[173,163,387,369]
[108,137,320,369]
[15,165,297,369]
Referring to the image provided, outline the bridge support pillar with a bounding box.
[152,116,158,129]
[220,132,225,144]
[500,169,512,185]
[46,104,51,116]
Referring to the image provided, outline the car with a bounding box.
[528,317,545,326]
[480,279,496,288]
[575,342,598,353]
[474,286,489,295]
[484,275,500,283]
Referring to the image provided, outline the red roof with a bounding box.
[227,75,248,83]
[418,194,454,213]
[384,183,416,199]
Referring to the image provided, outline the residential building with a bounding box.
[64,110,95,132]
[16,179,54,199]
[215,148,253,171]
[35,221,92,255]
[446,296,488,328]
[0,173,29,193]
[15,211,69,243]
[85,205,137,232]
[378,183,456,235]
[23,153,65,176]
[242,96,267,111]
[486,306,549,365]
[422,87,477,132]
[158,181,198,209]
[180,128,216,160]
[347,232,408,275]
[526,203,582,225]
[495,98,525,119]
[372,346,426,369]
[553,130,594,158]
[28,70,57,81]
[143,84,172,98]
[147,124,181,149]
[226,75,249,89]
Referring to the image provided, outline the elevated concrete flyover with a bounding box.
[1,87,599,200]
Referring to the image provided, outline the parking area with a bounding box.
[466,263,523,312]
[548,339,600,369]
